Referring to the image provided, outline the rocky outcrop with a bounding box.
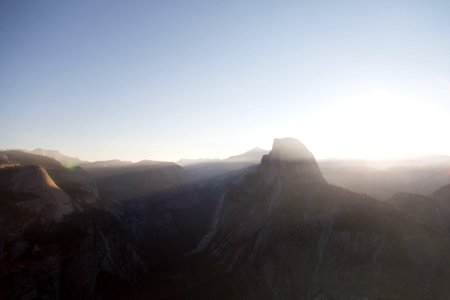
[0,165,73,225]
[260,137,324,183]
[0,150,100,212]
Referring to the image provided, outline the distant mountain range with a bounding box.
[13,146,450,200]
[28,148,85,167]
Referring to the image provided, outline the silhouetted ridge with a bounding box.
[260,137,324,183]
[270,138,315,161]
[433,183,450,200]
[226,147,269,162]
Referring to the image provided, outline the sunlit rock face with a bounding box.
[10,165,74,223]
[195,138,450,300]
[0,164,73,225]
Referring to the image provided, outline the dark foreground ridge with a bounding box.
[1,139,450,299]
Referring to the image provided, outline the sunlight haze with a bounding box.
[1,1,449,162]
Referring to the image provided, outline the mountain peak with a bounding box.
[261,137,324,182]
[270,138,315,162]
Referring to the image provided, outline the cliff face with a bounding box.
[195,138,450,300]
[0,152,146,299]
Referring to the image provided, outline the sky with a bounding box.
[1,0,449,162]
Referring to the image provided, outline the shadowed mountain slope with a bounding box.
[387,183,450,235]
[82,160,187,203]
[192,138,450,300]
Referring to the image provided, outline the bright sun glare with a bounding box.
[305,90,450,160]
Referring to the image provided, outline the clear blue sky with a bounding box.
[1,1,449,161]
